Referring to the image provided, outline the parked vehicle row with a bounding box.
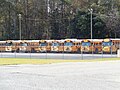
[0,39,119,53]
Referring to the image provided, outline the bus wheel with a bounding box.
[11,51,15,53]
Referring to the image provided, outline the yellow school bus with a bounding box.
[81,39,102,53]
[3,40,18,52]
[51,40,64,52]
[14,40,31,53]
[81,39,92,53]
[0,40,19,52]
[4,40,16,52]
[39,40,51,52]
[102,39,120,53]
[63,39,81,53]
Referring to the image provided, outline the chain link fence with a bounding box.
[0,44,118,60]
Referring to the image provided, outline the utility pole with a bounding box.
[89,8,93,54]
[18,14,22,40]
[89,8,93,40]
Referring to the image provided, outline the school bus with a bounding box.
[1,40,18,52]
[0,40,19,52]
[63,39,81,53]
[102,39,120,53]
[39,40,51,52]
[81,39,102,53]
[81,39,92,53]
[51,40,64,52]
[16,40,30,53]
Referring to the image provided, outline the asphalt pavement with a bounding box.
[0,60,120,90]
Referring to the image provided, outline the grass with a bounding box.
[0,58,120,65]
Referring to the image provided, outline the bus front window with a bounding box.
[40,43,47,46]
[102,42,112,46]
[82,42,91,46]
[52,43,59,46]
[21,43,28,46]
[64,42,73,46]
[6,43,13,46]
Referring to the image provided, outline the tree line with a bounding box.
[0,0,120,40]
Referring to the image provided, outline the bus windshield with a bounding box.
[20,43,28,46]
[102,42,112,46]
[6,43,13,46]
[64,42,73,46]
[82,42,91,46]
[40,43,47,46]
[52,43,59,46]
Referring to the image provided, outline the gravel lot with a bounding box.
[0,60,120,90]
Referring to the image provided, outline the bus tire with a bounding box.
[11,50,15,53]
